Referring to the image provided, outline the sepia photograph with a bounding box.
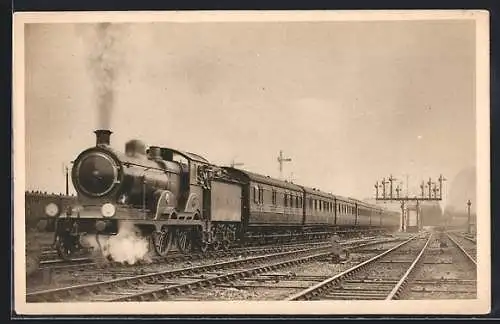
[13,10,490,315]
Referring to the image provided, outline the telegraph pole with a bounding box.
[65,166,69,195]
[277,150,292,180]
[467,199,472,234]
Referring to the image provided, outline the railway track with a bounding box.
[36,235,386,271]
[446,232,477,263]
[394,232,477,300]
[284,231,478,301]
[29,241,338,293]
[26,236,400,302]
[36,240,333,273]
[285,233,429,300]
[36,230,390,265]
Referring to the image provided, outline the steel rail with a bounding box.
[39,257,93,267]
[385,234,433,300]
[446,233,477,266]
[285,234,421,301]
[457,232,477,244]
[464,236,477,244]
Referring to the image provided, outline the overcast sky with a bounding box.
[24,19,477,210]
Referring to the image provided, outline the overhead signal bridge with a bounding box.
[374,174,446,232]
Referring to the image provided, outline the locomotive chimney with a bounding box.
[94,129,112,146]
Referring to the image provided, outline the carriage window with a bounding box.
[258,188,264,204]
[284,193,288,207]
[295,196,299,208]
[309,198,313,209]
[253,187,258,203]
[272,189,277,205]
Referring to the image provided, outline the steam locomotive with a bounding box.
[44,130,400,259]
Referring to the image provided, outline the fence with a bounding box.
[25,191,77,230]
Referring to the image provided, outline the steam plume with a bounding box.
[83,222,152,265]
[85,23,126,129]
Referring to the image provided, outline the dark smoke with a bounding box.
[85,23,125,129]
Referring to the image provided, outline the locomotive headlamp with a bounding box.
[101,203,116,217]
[44,203,59,217]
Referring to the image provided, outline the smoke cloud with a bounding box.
[81,23,127,129]
[83,222,152,265]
